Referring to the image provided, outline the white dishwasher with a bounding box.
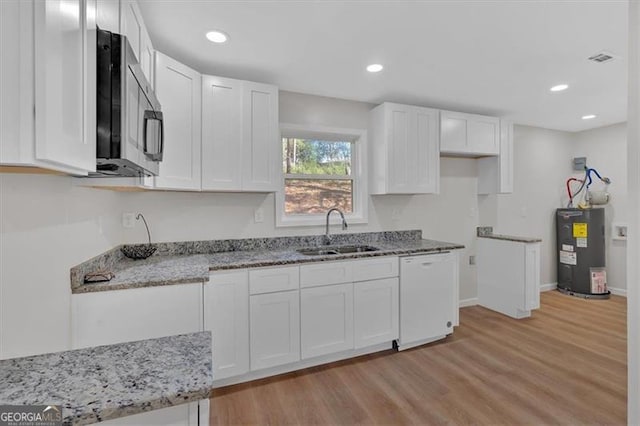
[396,252,458,351]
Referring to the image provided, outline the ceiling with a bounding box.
[138,0,628,132]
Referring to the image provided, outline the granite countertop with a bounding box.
[71,231,464,294]
[0,332,213,425]
[478,234,542,243]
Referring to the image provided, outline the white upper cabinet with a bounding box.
[1,0,96,175]
[201,76,243,191]
[201,77,279,192]
[478,120,514,194]
[241,81,280,192]
[369,102,439,194]
[440,110,499,156]
[120,0,153,84]
[95,0,119,33]
[153,52,202,191]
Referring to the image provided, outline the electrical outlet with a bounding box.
[520,206,528,218]
[122,212,136,228]
[254,208,264,223]
[469,255,476,266]
[391,208,401,221]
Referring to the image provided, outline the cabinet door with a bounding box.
[478,120,514,194]
[33,0,96,174]
[153,52,202,190]
[140,29,154,86]
[96,0,119,33]
[100,402,200,426]
[241,81,279,191]
[399,254,456,346]
[468,116,499,155]
[385,104,413,193]
[440,110,468,153]
[250,291,300,370]
[301,283,354,359]
[0,0,33,165]
[413,107,439,193]
[354,278,399,349]
[201,76,243,191]
[120,0,142,61]
[71,283,204,349]
[204,271,249,380]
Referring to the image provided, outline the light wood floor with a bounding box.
[210,291,627,425]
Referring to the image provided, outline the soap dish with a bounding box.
[84,270,115,284]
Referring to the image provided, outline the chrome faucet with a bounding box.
[325,208,348,245]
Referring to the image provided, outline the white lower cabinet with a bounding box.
[301,283,354,359]
[204,270,250,380]
[354,278,399,349]
[71,283,203,349]
[477,238,541,319]
[100,401,204,426]
[250,290,300,370]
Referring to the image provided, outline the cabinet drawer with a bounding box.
[249,266,300,295]
[352,256,398,282]
[300,261,353,288]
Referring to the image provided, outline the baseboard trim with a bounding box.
[459,297,478,308]
[609,287,627,297]
[540,282,557,292]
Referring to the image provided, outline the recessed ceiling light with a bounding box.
[366,64,383,73]
[550,84,569,92]
[582,114,596,120]
[206,30,229,44]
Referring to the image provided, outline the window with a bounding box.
[283,139,353,214]
[276,124,367,227]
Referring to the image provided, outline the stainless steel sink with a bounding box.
[297,245,379,256]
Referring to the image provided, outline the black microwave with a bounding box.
[95,28,163,177]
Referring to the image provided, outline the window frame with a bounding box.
[276,123,368,227]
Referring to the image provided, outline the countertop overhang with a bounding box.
[0,332,213,425]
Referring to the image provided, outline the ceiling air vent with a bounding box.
[588,51,616,63]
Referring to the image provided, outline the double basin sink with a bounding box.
[297,245,379,256]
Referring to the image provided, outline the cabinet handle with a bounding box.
[420,262,434,268]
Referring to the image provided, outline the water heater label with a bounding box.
[573,223,588,238]
[559,250,577,265]
[576,237,588,248]
[562,244,574,252]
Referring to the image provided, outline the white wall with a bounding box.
[0,174,122,359]
[572,123,628,291]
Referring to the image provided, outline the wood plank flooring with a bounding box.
[210,291,627,425]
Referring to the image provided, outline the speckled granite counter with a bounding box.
[0,332,213,425]
[478,234,542,243]
[71,231,464,294]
